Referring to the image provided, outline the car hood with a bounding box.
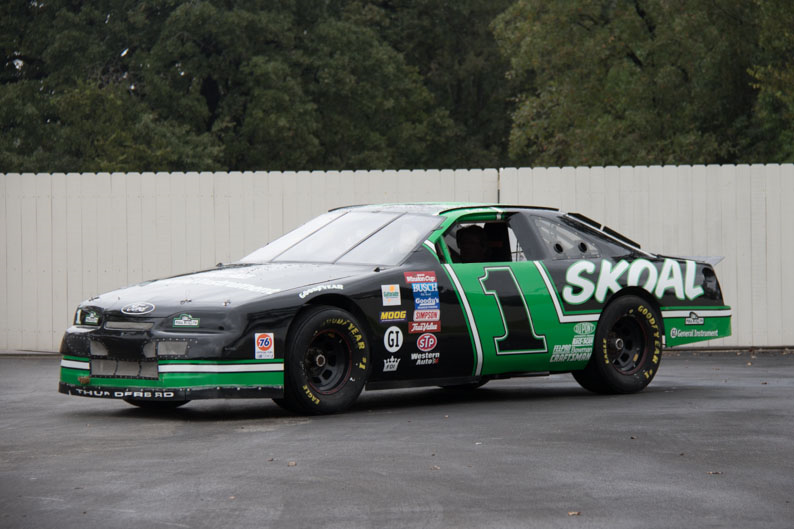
[84,263,369,315]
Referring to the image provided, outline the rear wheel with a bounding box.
[278,306,370,414]
[573,296,663,394]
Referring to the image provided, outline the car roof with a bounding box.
[331,203,560,216]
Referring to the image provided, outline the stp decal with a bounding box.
[254,332,275,359]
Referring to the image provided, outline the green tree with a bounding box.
[493,0,758,166]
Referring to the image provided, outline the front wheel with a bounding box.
[573,296,663,394]
[278,306,371,414]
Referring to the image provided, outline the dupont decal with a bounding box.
[380,310,407,323]
[562,258,704,305]
[173,314,200,328]
[409,321,440,334]
[574,322,596,335]
[416,333,437,352]
[254,332,275,359]
[299,284,343,299]
[383,326,404,353]
[383,356,400,372]
[381,285,401,306]
[411,352,440,366]
[414,309,440,322]
[121,302,155,315]
[670,328,719,339]
[404,271,437,284]
[685,312,705,325]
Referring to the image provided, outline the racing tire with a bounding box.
[278,306,371,415]
[123,399,189,409]
[573,295,663,394]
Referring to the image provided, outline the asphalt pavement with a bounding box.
[1,351,792,529]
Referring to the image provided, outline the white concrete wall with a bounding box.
[1,165,790,351]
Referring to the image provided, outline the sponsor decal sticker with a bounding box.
[562,258,704,305]
[254,332,275,359]
[173,313,200,328]
[685,312,705,325]
[84,311,100,325]
[574,322,596,335]
[416,333,437,352]
[404,271,437,284]
[411,281,440,310]
[383,356,400,372]
[381,284,401,306]
[413,309,440,322]
[299,284,344,299]
[408,321,440,334]
[380,310,407,323]
[121,302,155,315]
[411,352,440,365]
[383,326,404,353]
[670,328,719,339]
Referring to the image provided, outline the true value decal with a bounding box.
[562,258,704,304]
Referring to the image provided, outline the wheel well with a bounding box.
[288,294,374,346]
[603,287,665,336]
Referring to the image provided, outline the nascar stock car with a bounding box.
[59,203,731,414]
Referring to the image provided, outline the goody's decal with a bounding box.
[412,281,440,310]
[254,332,275,359]
[562,258,704,305]
[381,285,401,306]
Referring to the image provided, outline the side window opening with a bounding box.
[443,220,528,263]
[532,216,601,260]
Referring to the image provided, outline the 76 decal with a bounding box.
[255,332,275,359]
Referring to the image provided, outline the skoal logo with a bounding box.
[121,302,155,315]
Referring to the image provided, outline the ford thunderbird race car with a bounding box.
[59,203,731,414]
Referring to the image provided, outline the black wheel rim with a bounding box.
[303,329,352,394]
[606,313,649,375]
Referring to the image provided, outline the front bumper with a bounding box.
[59,356,284,400]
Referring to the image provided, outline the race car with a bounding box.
[59,203,732,414]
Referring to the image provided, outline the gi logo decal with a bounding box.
[121,302,155,315]
[173,314,200,328]
[384,326,403,353]
[255,333,275,359]
[381,285,401,306]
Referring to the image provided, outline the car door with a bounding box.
[439,211,561,377]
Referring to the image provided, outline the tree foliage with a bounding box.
[1,1,793,172]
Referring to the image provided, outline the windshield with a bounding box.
[240,210,441,265]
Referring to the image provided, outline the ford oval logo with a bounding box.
[121,302,155,315]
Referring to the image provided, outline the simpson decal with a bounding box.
[254,333,275,359]
[413,309,440,322]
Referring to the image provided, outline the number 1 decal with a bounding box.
[479,267,547,355]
